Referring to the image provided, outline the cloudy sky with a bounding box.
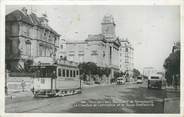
[6,5,180,72]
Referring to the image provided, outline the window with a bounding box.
[60,45,63,49]
[125,58,128,63]
[73,71,76,77]
[66,70,69,77]
[39,44,47,57]
[6,39,13,55]
[70,70,72,77]
[25,40,31,56]
[126,48,128,52]
[41,79,45,84]
[62,69,65,77]
[58,68,61,76]
[39,45,43,56]
[76,70,79,75]
[91,50,98,56]
[103,51,105,57]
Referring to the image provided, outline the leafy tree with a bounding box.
[133,68,140,78]
[78,62,98,81]
[102,67,111,77]
[78,62,111,81]
[163,50,180,87]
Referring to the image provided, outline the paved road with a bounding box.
[5,82,173,113]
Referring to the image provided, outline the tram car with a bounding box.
[30,57,81,97]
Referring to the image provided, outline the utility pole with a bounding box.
[5,69,8,95]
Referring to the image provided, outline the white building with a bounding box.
[143,67,157,77]
[65,15,121,81]
[119,38,134,77]
[56,37,67,60]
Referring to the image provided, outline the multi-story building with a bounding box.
[119,38,134,77]
[56,37,67,59]
[66,15,121,81]
[6,7,60,72]
[143,67,157,77]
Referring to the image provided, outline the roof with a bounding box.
[6,9,60,36]
[66,40,86,44]
[6,10,34,25]
[85,34,107,42]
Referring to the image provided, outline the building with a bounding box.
[143,67,157,77]
[56,37,67,60]
[119,38,134,77]
[65,14,121,81]
[5,7,60,72]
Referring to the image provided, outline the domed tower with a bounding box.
[101,14,116,39]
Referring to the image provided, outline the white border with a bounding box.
[0,0,183,117]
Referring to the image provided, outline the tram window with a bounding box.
[41,79,45,84]
[73,70,76,77]
[70,70,72,77]
[63,69,65,77]
[66,70,69,77]
[58,68,61,76]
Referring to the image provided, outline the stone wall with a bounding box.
[7,76,33,93]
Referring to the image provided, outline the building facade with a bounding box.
[65,15,121,81]
[56,37,67,60]
[143,67,157,77]
[6,7,60,72]
[119,38,134,77]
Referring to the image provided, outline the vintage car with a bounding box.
[116,77,126,85]
[136,76,143,84]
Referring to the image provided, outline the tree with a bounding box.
[78,62,98,81]
[133,68,140,79]
[103,67,111,77]
[78,62,111,82]
[163,50,180,88]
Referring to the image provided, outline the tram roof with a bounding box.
[31,63,78,68]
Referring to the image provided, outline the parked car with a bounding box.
[94,81,101,84]
[117,77,126,85]
[136,76,143,84]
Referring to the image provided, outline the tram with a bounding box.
[31,57,81,97]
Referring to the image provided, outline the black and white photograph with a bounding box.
[4,4,181,114]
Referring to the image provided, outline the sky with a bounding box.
[6,5,180,72]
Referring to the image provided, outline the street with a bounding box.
[5,82,179,113]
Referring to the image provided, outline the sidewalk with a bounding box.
[164,86,180,113]
[5,90,33,99]
[82,83,114,88]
